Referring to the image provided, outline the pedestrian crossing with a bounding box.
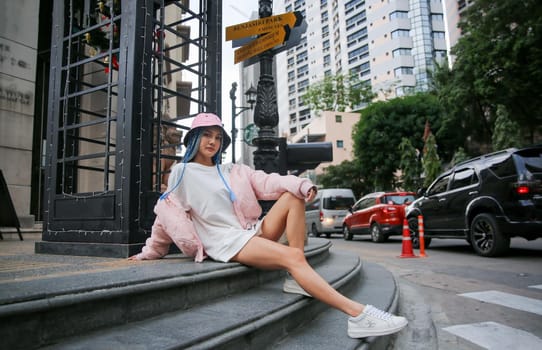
[442,287,542,350]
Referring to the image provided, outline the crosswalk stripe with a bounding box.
[459,290,542,316]
[443,321,542,350]
[529,285,542,290]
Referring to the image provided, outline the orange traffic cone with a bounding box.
[418,215,428,258]
[399,218,418,258]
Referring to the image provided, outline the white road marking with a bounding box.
[459,290,542,316]
[443,322,542,350]
[529,285,542,290]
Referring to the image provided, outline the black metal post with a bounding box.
[252,0,279,174]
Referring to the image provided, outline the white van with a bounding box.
[305,188,356,238]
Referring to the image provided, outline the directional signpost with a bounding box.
[226,11,305,64]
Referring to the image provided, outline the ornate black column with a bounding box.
[252,0,279,174]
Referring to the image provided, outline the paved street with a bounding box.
[330,235,542,350]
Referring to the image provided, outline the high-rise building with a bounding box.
[273,0,447,138]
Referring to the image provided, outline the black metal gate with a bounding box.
[37,0,221,257]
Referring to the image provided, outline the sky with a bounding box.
[221,1,259,162]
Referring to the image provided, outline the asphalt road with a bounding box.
[328,235,542,350]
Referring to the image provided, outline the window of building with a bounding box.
[323,39,330,53]
[433,31,445,39]
[389,11,408,20]
[392,48,412,57]
[348,44,369,64]
[345,10,366,30]
[394,66,413,77]
[347,27,368,47]
[296,51,308,64]
[336,140,344,148]
[395,85,415,96]
[391,29,410,39]
[288,70,295,82]
[433,50,447,60]
[431,13,444,21]
[297,64,309,78]
[335,115,342,123]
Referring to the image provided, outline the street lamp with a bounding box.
[229,82,257,163]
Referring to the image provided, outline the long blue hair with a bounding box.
[160,127,236,202]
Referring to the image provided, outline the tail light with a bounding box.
[319,211,323,222]
[516,185,530,195]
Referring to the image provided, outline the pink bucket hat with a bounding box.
[183,112,231,150]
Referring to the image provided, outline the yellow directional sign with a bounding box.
[226,11,302,41]
[234,26,289,64]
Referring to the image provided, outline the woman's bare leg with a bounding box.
[258,192,307,250]
[231,235,364,317]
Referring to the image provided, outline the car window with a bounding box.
[322,196,355,210]
[450,168,478,190]
[357,198,373,210]
[513,151,542,179]
[305,196,320,211]
[489,156,516,178]
[383,195,416,204]
[427,174,450,196]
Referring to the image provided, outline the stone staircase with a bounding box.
[0,238,399,349]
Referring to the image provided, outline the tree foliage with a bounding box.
[422,134,442,187]
[433,0,542,148]
[302,73,376,113]
[492,105,523,151]
[352,94,449,191]
[398,138,422,191]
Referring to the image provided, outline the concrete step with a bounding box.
[39,251,364,350]
[272,262,401,350]
[0,238,331,349]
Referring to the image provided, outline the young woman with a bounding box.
[130,112,407,338]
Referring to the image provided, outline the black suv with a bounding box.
[406,145,542,257]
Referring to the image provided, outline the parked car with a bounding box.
[406,145,542,257]
[306,188,356,238]
[342,191,417,242]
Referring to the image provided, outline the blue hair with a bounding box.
[160,127,236,202]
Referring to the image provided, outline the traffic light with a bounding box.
[277,137,333,175]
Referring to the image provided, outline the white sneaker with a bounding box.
[282,277,312,297]
[347,305,408,338]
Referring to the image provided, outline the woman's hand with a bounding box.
[306,186,317,202]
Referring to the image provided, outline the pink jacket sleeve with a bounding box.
[242,164,314,200]
[134,194,206,262]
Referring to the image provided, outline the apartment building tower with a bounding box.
[274,0,447,138]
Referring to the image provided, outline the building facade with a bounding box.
[273,0,447,139]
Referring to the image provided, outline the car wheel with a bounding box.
[343,225,353,241]
[311,223,320,238]
[470,213,510,257]
[370,223,385,243]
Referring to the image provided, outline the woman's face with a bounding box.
[194,126,223,164]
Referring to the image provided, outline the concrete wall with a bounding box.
[0,0,40,223]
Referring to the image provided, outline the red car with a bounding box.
[343,191,417,242]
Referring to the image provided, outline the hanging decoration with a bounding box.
[82,0,121,74]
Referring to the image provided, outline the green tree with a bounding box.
[492,105,523,151]
[398,138,422,191]
[450,147,469,167]
[447,0,542,144]
[302,73,375,112]
[352,93,449,191]
[422,134,442,187]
